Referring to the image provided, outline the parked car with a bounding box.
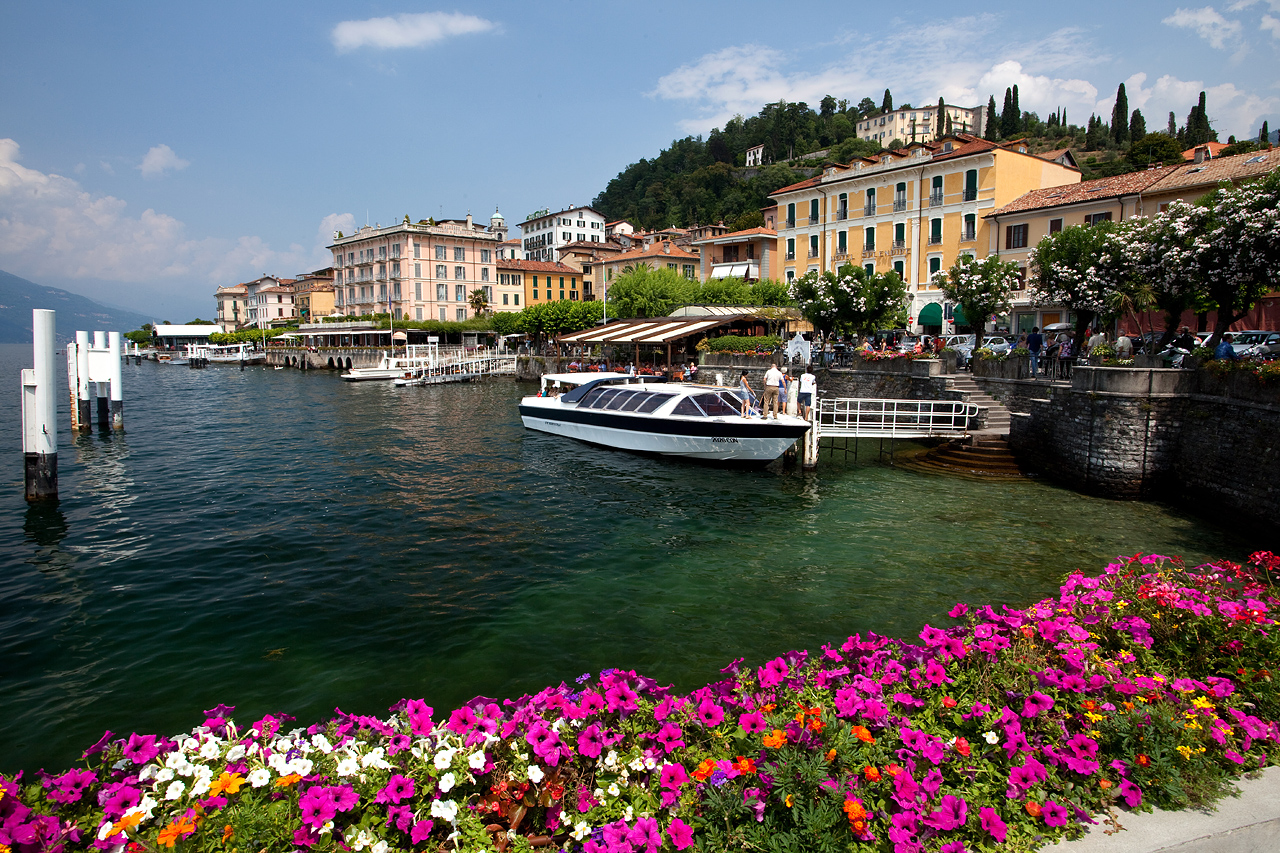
[983,336,1011,355]
[1229,331,1271,355]
[1243,331,1280,360]
[943,334,975,366]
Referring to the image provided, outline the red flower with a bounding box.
[942,696,957,708]
[954,737,971,757]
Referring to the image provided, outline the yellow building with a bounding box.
[770,134,1079,334]
[597,241,701,297]
[497,259,582,307]
[293,268,337,323]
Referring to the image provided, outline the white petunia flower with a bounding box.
[181,737,199,753]
[607,782,621,798]
[165,781,185,801]
[152,767,174,784]
[268,753,290,774]
[335,756,360,777]
[433,748,456,770]
[371,842,389,853]
[225,744,246,762]
[439,772,456,793]
[430,798,459,823]
[290,758,314,777]
[468,751,487,770]
[527,765,544,784]
[311,734,333,754]
[248,768,271,788]
[361,747,390,770]
[199,739,220,760]
[624,805,634,822]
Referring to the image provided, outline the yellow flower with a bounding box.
[785,794,794,808]
[1177,745,1192,760]
[1085,712,1104,723]
[1192,696,1214,710]
[1116,600,1129,609]
[1088,730,1102,738]
[1184,721,1202,731]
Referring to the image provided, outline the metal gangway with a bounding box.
[393,352,517,386]
[815,398,980,439]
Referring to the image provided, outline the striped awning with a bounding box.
[558,315,751,345]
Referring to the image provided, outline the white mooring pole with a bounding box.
[108,331,124,429]
[22,309,58,501]
[92,330,108,429]
[75,330,91,431]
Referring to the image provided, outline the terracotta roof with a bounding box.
[986,167,1179,217]
[496,259,580,274]
[771,175,823,195]
[1147,148,1278,195]
[607,242,700,264]
[929,135,1000,163]
[1182,142,1229,161]
[691,227,777,245]
[557,240,623,253]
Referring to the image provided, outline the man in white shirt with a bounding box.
[762,363,783,418]
[798,366,817,419]
[1115,330,1133,358]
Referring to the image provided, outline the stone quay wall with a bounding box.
[267,347,387,370]
[1009,366,1280,533]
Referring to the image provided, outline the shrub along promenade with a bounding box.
[4,552,1279,853]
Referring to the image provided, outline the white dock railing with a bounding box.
[394,353,517,386]
[815,398,980,439]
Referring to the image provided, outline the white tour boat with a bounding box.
[189,343,265,364]
[341,344,440,381]
[519,372,810,463]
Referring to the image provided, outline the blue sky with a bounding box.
[1,0,1276,322]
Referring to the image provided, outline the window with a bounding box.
[436,264,446,279]
[865,188,876,215]
[391,243,400,258]
[930,176,943,206]
[437,283,447,301]
[391,261,400,277]
[454,266,464,280]
[455,285,465,302]
[415,282,422,301]
[809,234,819,258]
[894,223,905,247]
[415,307,422,320]
[533,289,538,300]
[454,246,465,261]
[894,182,907,211]
[563,231,571,241]
[379,246,387,260]
[786,203,796,228]
[1006,224,1028,249]
[809,198,819,224]
[865,263,875,276]
[435,245,446,259]
[864,227,875,251]
[837,230,847,254]
[513,293,519,305]
[964,170,978,201]
[786,269,795,282]
[683,264,696,279]
[1049,218,1063,234]
[413,242,421,259]
[457,308,466,320]
[786,238,795,260]
[929,256,941,278]
[894,260,904,278]
[414,263,421,278]
[929,218,942,244]
[502,293,509,305]
[1086,212,1113,226]
[962,214,976,241]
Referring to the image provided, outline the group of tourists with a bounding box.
[738,363,816,420]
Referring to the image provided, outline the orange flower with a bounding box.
[107,812,143,839]
[209,772,245,797]
[762,703,776,713]
[1021,624,1036,638]
[1123,701,1135,711]
[693,759,717,781]
[733,756,757,774]
[807,718,826,733]
[953,737,971,757]
[851,726,875,744]
[863,766,881,782]
[1081,700,1099,712]
[784,794,793,808]
[275,773,302,787]
[851,818,866,833]
[157,816,196,849]
[763,729,787,749]
[1100,779,1114,790]
[884,763,903,777]
[825,748,837,762]
[842,799,867,821]
[1135,754,1151,767]
[942,695,957,708]
[1024,800,1042,818]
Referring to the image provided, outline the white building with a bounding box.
[329,211,507,322]
[859,103,987,146]
[745,144,765,167]
[244,276,297,328]
[518,205,607,262]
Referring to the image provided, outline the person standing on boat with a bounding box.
[739,371,755,417]
[762,363,783,419]
[799,365,816,420]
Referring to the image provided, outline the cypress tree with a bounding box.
[882,89,893,114]
[984,95,999,140]
[1168,111,1178,137]
[1112,84,1130,145]
[1262,120,1271,145]
[1000,87,1017,138]
[936,97,945,137]
[1129,109,1146,142]
[946,113,953,135]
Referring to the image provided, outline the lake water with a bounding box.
[0,343,1263,774]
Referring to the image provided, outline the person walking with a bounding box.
[762,363,783,418]
[798,364,817,420]
[1027,326,1043,379]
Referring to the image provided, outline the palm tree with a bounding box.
[467,288,490,316]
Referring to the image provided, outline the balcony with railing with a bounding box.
[893,197,908,212]
[785,218,796,228]
[891,240,908,256]
[809,215,819,225]
[863,203,876,216]
[833,251,849,262]
[808,248,819,259]
[862,244,877,258]
[929,192,944,207]
[836,206,848,220]
[960,227,976,242]
[927,235,943,245]
[963,188,978,201]
[786,250,796,260]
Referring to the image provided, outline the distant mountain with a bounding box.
[0,270,152,343]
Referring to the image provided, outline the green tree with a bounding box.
[1167,111,1178,137]
[1184,91,1215,146]
[984,95,999,141]
[933,254,1020,353]
[1127,133,1183,169]
[856,97,877,119]
[936,97,946,137]
[606,267,698,318]
[1000,88,1015,138]
[467,288,490,316]
[789,263,907,337]
[1261,120,1271,145]
[1128,109,1146,143]
[1027,221,1120,353]
[881,89,893,114]
[1111,83,1130,146]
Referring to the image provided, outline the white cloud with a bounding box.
[99,160,115,175]
[331,11,495,53]
[0,138,336,291]
[1162,6,1243,49]
[1262,13,1280,37]
[1117,71,1278,138]
[975,61,1099,122]
[138,144,189,179]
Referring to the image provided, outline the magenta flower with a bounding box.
[405,699,433,736]
[1119,777,1142,808]
[759,658,789,688]
[739,710,767,733]
[1007,757,1046,798]
[696,697,725,727]
[578,691,605,716]
[605,682,638,713]
[526,720,562,765]
[667,817,695,850]
[948,602,969,618]
[659,763,688,790]
[386,804,412,832]
[100,783,141,819]
[47,768,96,804]
[410,819,434,843]
[924,794,967,831]
[576,723,604,758]
[1042,800,1069,827]
[1021,691,1054,718]
[655,722,685,754]
[299,788,338,828]
[376,775,414,805]
[940,842,967,853]
[979,806,1007,842]
[121,733,160,765]
[924,658,951,685]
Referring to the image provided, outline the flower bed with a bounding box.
[5,553,1279,853]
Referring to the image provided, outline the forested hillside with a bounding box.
[593,86,1251,231]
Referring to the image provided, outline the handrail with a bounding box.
[815,398,979,438]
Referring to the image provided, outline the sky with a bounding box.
[1,0,1276,323]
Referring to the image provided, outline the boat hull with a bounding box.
[519,404,807,462]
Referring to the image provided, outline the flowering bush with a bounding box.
[5,553,1280,853]
[857,349,936,363]
[1201,357,1280,384]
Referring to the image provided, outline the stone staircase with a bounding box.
[946,373,1011,436]
[908,436,1027,479]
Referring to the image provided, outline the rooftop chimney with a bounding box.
[1194,146,1207,164]
[663,241,671,253]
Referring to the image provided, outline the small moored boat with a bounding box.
[519,372,809,463]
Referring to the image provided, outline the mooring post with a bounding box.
[108,331,124,430]
[75,330,91,431]
[92,331,109,428]
[22,309,58,501]
[66,338,80,432]
[802,403,818,469]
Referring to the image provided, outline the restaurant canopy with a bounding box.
[917,302,943,326]
[557,316,745,345]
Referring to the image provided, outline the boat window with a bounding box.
[635,393,675,414]
[694,393,741,417]
[671,397,707,417]
[718,391,746,409]
[605,390,637,410]
[576,387,609,407]
[588,388,623,409]
[619,392,650,412]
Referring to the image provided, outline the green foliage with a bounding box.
[123,329,153,345]
[935,253,1020,352]
[209,327,297,345]
[1128,133,1184,169]
[1028,221,1118,349]
[508,300,603,343]
[790,263,908,337]
[702,334,780,354]
[606,269,792,320]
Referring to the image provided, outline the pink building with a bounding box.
[329,211,507,322]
